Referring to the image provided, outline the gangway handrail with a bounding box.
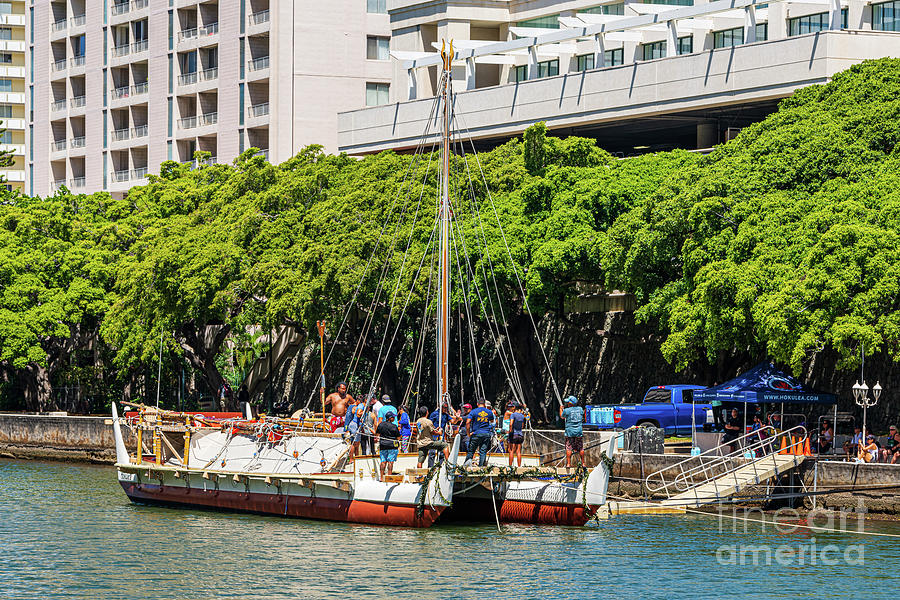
[645,424,808,500]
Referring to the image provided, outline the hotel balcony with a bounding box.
[247,56,269,81]
[247,9,270,35]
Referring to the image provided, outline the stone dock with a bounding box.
[2,412,899,516]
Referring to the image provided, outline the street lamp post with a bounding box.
[852,380,882,442]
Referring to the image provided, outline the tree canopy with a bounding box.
[2,58,900,411]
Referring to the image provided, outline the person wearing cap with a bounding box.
[466,398,495,466]
[415,406,450,468]
[507,402,527,467]
[376,394,398,429]
[376,410,401,479]
[857,434,879,463]
[559,396,584,468]
[882,425,900,463]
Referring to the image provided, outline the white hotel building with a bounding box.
[337,0,900,155]
[27,0,392,198]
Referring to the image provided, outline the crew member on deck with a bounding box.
[324,381,354,430]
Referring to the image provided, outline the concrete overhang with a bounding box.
[338,30,900,155]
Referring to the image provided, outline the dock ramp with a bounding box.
[608,425,808,515]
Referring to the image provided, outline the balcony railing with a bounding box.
[112,170,130,183]
[199,22,218,36]
[132,167,148,179]
[132,0,148,9]
[70,136,85,149]
[112,44,130,58]
[131,40,148,54]
[178,72,198,86]
[249,10,270,26]
[52,178,66,191]
[70,96,86,108]
[111,2,129,16]
[178,28,197,42]
[132,82,149,95]
[256,149,269,161]
[248,56,269,72]
[70,55,85,67]
[69,177,86,189]
[249,102,269,118]
[52,19,67,33]
[200,67,218,81]
[52,59,67,72]
[200,112,218,126]
[112,128,130,141]
[70,15,86,27]
[178,116,197,129]
[53,139,67,152]
[112,86,130,99]
[132,125,148,138]
[51,99,67,112]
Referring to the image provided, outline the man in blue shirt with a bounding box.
[559,396,584,468]
[507,402,527,467]
[376,394,398,428]
[466,399,495,466]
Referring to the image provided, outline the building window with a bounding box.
[365,82,389,106]
[0,3,11,15]
[366,36,389,60]
[0,52,11,64]
[874,0,900,31]
[755,22,769,41]
[516,15,560,29]
[605,48,624,66]
[537,59,559,78]
[714,27,743,48]
[515,65,527,82]
[580,3,625,15]
[0,104,12,117]
[367,0,387,14]
[0,130,12,143]
[0,79,11,92]
[0,27,11,41]
[788,9,847,35]
[641,37,692,60]
[576,54,594,71]
[73,34,86,57]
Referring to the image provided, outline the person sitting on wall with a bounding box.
[817,420,834,454]
[881,425,900,464]
[857,434,879,463]
[843,426,863,460]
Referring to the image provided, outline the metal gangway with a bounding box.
[648,425,808,508]
[607,426,808,515]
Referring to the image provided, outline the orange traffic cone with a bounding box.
[790,435,799,455]
[803,438,812,456]
[779,436,788,455]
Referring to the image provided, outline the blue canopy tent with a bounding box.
[694,363,838,446]
[694,362,838,406]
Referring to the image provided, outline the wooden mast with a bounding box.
[437,41,453,417]
[317,320,326,428]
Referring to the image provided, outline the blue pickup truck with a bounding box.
[585,385,712,435]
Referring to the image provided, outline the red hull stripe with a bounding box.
[120,482,442,528]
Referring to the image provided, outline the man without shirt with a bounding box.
[324,381,353,430]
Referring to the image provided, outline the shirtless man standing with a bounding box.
[324,381,354,430]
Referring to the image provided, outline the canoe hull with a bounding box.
[120,481,443,528]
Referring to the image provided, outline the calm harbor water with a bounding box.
[2,458,899,600]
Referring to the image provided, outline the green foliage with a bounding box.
[3,58,900,412]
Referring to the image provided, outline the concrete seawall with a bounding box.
[0,413,134,463]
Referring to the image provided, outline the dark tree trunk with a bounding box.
[175,322,230,408]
